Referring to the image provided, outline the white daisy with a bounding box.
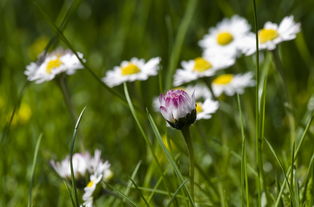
[25,48,84,83]
[240,16,301,55]
[195,99,219,120]
[102,57,161,87]
[212,72,255,96]
[50,152,91,179]
[81,174,102,207]
[173,56,234,86]
[199,15,252,58]
[50,149,113,181]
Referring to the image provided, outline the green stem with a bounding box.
[252,0,263,205]
[181,126,195,202]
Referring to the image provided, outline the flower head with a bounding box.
[173,56,234,86]
[199,15,252,58]
[195,99,219,120]
[212,72,255,96]
[25,48,84,83]
[50,149,112,182]
[240,16,301,55]
[102,57,161,87]
[159,89,196,129]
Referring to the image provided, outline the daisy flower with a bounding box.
[186,84,219,120]
[81,174,102,207]
[212,72,255,96]
[240,16,301,55]
[102,57,161,87]
[195,99,219,120]
[50,149,113,181]
[25,48,84,83]
[50,152,91,179]
[173,56,234,86]
[199,15,252,58]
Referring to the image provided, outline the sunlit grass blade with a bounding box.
[147,111,195,206]
[301,154,314,205]
[27,134,43,207]
[165,0,197,89]
[123,83,172,199]
[69,106,86,207]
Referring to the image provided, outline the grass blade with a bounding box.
[147,112,195,206]
[69,106,87,207]
[27,134,43,207]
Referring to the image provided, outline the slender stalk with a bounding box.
[181,126,195,201]
[56,75,76,121]
[252,0,263,205]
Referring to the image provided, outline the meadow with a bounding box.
[1,0,314,206]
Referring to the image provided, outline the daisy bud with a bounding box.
[159,89,196,130]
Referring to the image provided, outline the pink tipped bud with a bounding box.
[159,89,196,129]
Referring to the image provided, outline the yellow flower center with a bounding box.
[87,181,94,188]
[258,29,279,43]
[193,58,213,72]
[46,58,63,73]
[216,32,234,46]
[196,102,203,113]
[121,63,141,76]
[213,74,234,85]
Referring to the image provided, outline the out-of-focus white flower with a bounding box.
[50,149,113,181]
[159,89,196,129]
[102,57,161,87]
[185,83,212,100]
[240,16,301,55]
[50,152,91,179]
[195,99,219,120]
[81,174,102,207]
[173,57,234,86]
[25,48,84,83]
[212,73,255,96]
[199,15,252,58]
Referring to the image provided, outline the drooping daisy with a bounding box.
[212,72,255,96]
[25,48,84,83]
[102,57,161,87]
[240,16,301,55]
[199,15,252,58]
[81,174,102,207]
[173,56,234,86]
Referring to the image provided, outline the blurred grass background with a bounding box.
[1,0,314,206]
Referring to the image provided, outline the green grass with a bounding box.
[1,0,314,206]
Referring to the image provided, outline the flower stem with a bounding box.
[181,126,195,201]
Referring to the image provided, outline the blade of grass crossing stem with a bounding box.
[70,107,86,207]
[165,0,197,89]
[107,184,137,207]
[237,95,249,207]
[252,0,263,205]
[32,1,126,104]
[302,154,314,204]
[123,161,142,201]
[166,179,189,207]
[147,174,163,203]
[147,112,195,206]
[129,178,150,207]
[28,134,43,207]
[264,138,292,195]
